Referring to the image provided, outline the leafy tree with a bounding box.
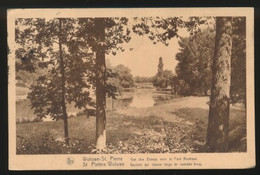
[175,28,215,95]
[16,69,46,87]
[77,18,131,150]
[158,57,164,75]
[171,75,179,95]
[153,57,174,90]
[153,76,165,89]
[16,18,95,145]
[153,57,165,89]
[113,64,134,88]
[163,70,174,89]
[153,70,174,90]
[106,64,134,95]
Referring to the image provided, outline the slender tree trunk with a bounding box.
[171,84,174,95]
[95,18,107,150]
[58,18,69,145]
[207,17,232,152]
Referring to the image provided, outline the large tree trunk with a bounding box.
[95,18,107,150]
[58,19,69,145]
[206,17,233,152]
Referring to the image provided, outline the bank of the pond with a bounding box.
[16,88,176,122]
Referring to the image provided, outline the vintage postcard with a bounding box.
[8,8,255,170]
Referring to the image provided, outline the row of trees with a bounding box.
[134,76,153,84]
[153,57,175,90]
[16,16,245,152]
[107,64,135,93]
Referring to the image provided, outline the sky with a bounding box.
[107,24,189,77]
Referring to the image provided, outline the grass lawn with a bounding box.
[16,96,246,154]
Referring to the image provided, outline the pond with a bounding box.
[39,88,176,122]
[108,88,175,110]
[129,88,155,108]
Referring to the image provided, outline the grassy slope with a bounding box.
[16,96,246,154]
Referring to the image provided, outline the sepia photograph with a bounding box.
[8,8,255,170]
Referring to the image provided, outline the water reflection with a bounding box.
[153,95,175,106]
[42,88,175,121]
[130,89,155,108]
[114,97,133,109]
[113,88,175,109]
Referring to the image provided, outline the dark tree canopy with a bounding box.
[230,17,246,104]
[175,28,215,95]
[134,76,153,84]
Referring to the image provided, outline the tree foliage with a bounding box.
[15,18,97,145]
[16,18,95,119]
[175,28,215,95]
[113,64,134,88]
[174,18,246,103]
[230,17,246,104]
[76,17,132,150]
[132,17,210,46]
[153,57,174,90]
[134,76,153,84]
